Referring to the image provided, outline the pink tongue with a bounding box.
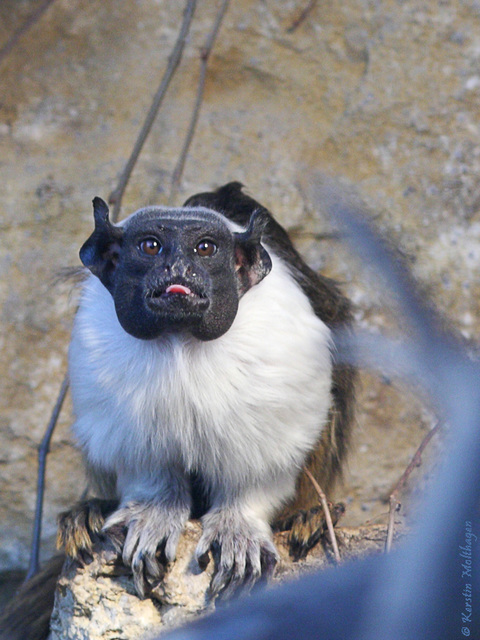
[165,284,192,295]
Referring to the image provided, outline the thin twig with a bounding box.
[288,229,344,242]
[108,0,198,221]
[26,1,198,579]
[304,468,341,563]
[384,495,401,553]
[169,0,231,204]
[0,0,56,65]
[389,422,442,497]
[25,374,69,581]
[384,422,442,552]
[286,0,317,33]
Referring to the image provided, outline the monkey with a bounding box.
[57,181,355,597]
[0,182,354,640]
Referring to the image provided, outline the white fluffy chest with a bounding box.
[69,254,333,489]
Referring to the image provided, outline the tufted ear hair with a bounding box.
[79,197,124,291]
[233,209,272,294]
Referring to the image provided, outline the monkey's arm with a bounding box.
[101,468,192,597]
[195,477,295,598]
[57,466,192,597]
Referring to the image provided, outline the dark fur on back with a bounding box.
[0,555,64,640]
[184,182,356,519]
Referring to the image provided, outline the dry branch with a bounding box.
[0,0,56,65]
[304,468,341,563]
[26,374,69,580]
[108,0,197,222]
[286,0,317,33]
[169,0,231,203]
[384,421,441,552]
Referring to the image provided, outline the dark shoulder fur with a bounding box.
[184,182,351,328]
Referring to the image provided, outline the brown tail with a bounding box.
[0,555,64,640]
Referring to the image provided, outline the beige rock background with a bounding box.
[0,0,479,587]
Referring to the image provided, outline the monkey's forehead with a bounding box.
[120,206,242,233]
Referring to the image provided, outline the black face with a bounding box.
[80,199,272,341]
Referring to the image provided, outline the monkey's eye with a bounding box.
[195,240,217,257]
[139,238,162,256]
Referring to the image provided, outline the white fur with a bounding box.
[69,224,333,523]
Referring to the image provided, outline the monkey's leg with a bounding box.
[273,406,350,561]
[273,456,346,561]
[56,498,118,562]
[274,502,345,561]
[102,469,192,598]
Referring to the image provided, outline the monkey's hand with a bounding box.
[57,498,118,562]
[103,501,190,598]
[195,507,279,599]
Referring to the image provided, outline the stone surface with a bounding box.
[48,521,406,640]
[0,0,479,575]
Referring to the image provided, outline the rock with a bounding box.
[49,522,407,639]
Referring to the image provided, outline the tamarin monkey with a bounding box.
[0,182,355,640]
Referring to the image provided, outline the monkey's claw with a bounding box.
[103,501,189,598]
[196,510,279,599]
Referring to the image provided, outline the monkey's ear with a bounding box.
[79,197,124,291]
[233,210,272,294]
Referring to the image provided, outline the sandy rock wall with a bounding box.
[0,0,479,572]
